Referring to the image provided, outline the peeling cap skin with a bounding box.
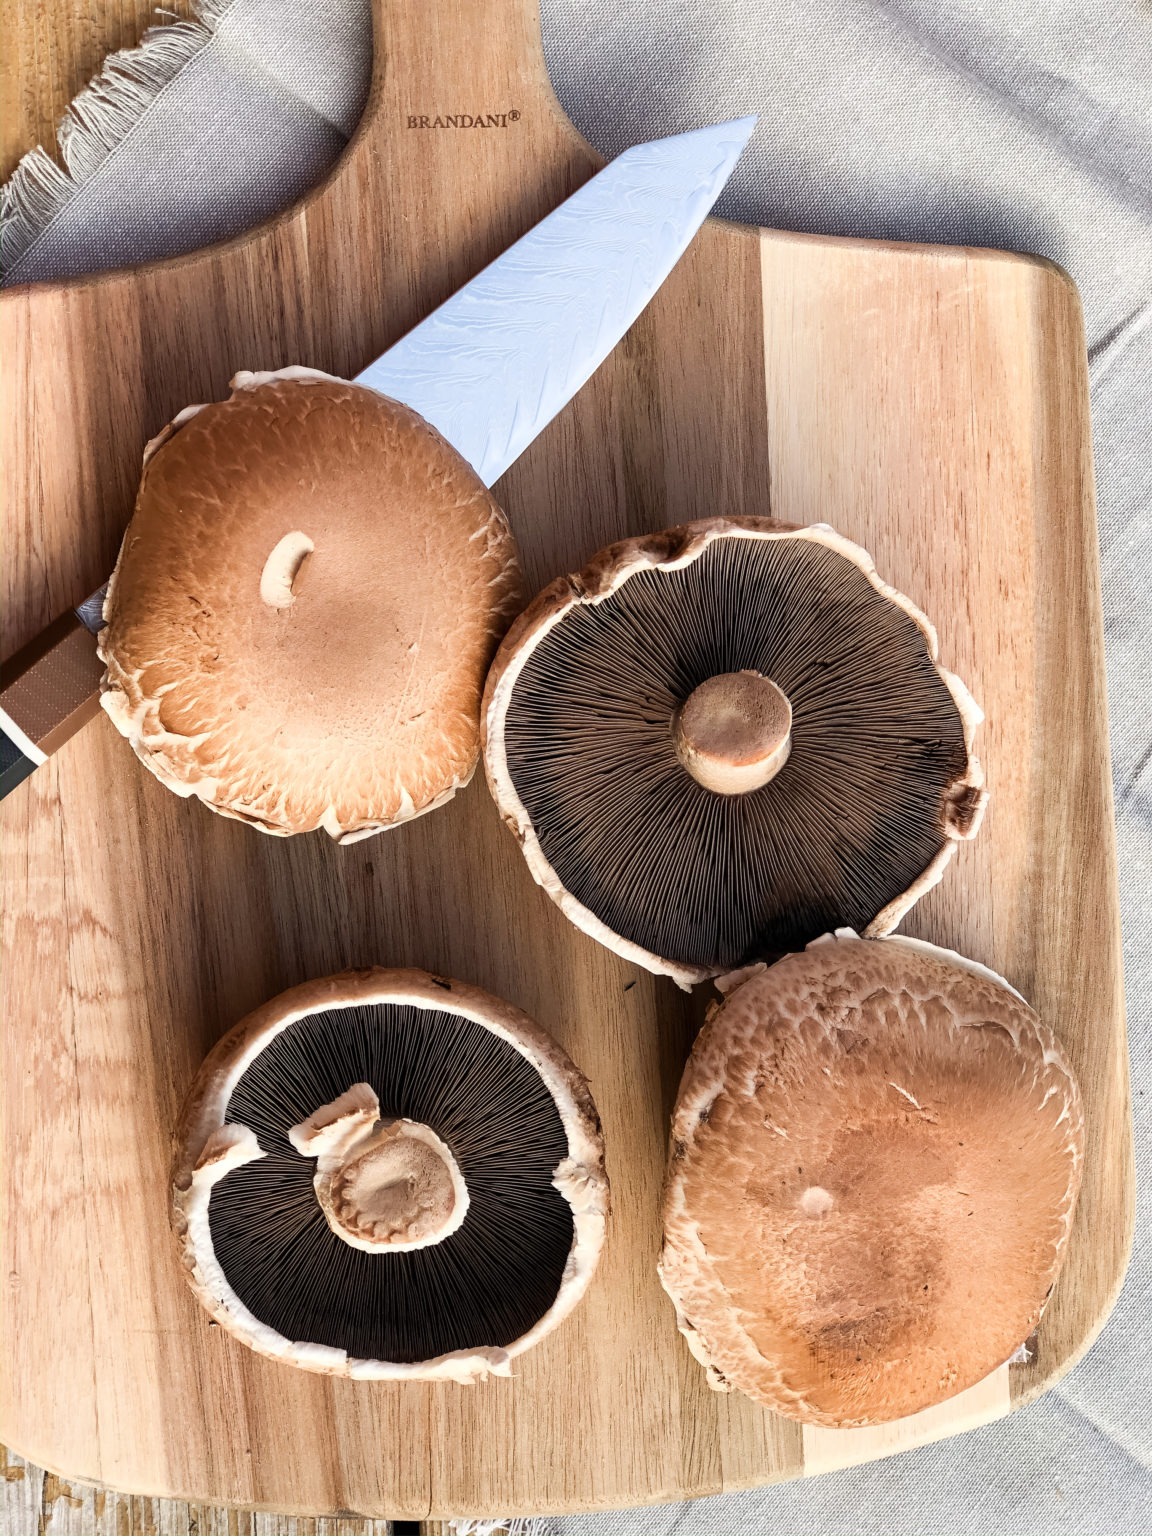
[658,931,1084,1426]
[100,369,522,841]
[171,968,609,1383]
[483,517,987,987]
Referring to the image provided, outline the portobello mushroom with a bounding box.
[658,930,1084,1425]
[172,969,608,1382]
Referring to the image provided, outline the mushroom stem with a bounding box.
[673,671,792,794]
[259,529,314,609]
[290,1085,470,1253]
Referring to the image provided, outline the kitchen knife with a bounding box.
[0,116,755,800]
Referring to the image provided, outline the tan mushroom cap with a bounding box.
[100,368,521,841]
[171,968,609,1383]
[659,931,1084,1426]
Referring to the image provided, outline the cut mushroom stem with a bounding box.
[289,1083,469,1254]
[259,529,314,610]
[673,670,792,795]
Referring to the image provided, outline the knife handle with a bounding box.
[0,612,105,800]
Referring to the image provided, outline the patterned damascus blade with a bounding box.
[355,117,756,486]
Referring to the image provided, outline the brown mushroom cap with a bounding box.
[171,968,608,1382]
[100,369,521,841]
[483,517,986,987]
[658,931,1084,1426]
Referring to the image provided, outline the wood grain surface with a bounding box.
[0,0,1133,1521]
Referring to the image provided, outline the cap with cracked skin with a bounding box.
[658,930,1084,1426]
[100,368,522,841]
[172,968,609,1383]
[482,517,987,988]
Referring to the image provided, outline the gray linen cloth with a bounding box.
[3,2,1150,1531]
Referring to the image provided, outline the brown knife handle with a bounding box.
[0,612,105,799]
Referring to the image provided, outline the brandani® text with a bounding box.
[407,111,521,128]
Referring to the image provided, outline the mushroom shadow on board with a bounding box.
[653,978,715,1127]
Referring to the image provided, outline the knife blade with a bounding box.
[357,118,757,486]
[0,117,755,800]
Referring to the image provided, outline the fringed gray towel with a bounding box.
[1,0,370,285]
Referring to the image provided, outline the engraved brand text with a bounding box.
[408,111,521,128]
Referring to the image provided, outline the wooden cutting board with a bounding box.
[0,0,1134,1519]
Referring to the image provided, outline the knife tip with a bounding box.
[724,114,759,138]
[632,115,758,159]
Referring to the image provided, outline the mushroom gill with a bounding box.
[483,518,987,986]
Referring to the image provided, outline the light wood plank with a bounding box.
[2,1444,397,1535]
[758,231,1134,1425]
[802,1366,1010,1477]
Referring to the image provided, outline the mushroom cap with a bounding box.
[171,968,608,1382]
[658,931,1084,1426]
[483,517,986,986]
[100,368,521,841]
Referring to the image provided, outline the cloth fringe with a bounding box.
[0,0,232,273]
[449,1520,543,1536]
